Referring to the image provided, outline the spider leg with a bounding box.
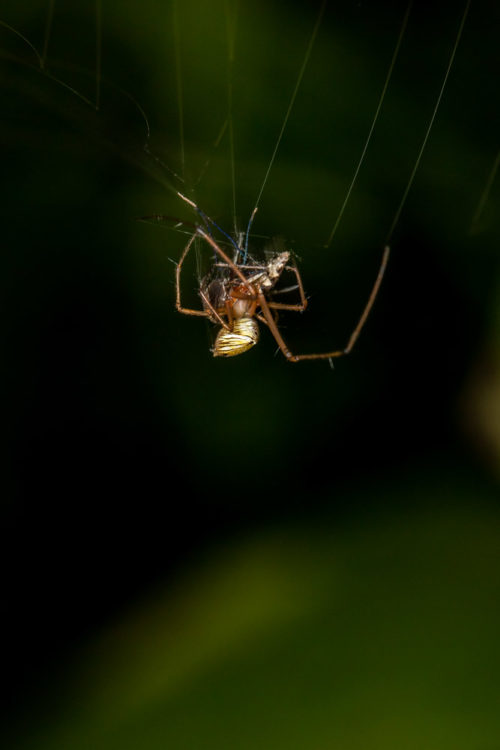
[214,263,267,270]
[176,233,236,330]
[177,191,243,260]
[267,263,308,311]
[268,301,306,311]
[258,246,390,362]
[199,289,231,330]
[342,245,390,355]
[175,233,210,318]
[196,228,254,292]
[175,232,219,326]
[256,310,279,327]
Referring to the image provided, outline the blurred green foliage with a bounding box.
[6,489,500,749]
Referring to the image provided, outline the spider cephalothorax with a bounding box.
[199,251,292,356]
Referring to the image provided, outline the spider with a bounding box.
[175,193,390,362]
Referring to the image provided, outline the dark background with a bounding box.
[2,1,500,747]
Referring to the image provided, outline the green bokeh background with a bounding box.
[2,1,500,748]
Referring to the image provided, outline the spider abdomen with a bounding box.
[213,317,259,357]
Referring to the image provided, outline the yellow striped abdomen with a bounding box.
[213,317,259,357]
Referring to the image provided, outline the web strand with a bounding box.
[324,1,413,249]
[225,0,239,237]
[95,0,101,110]
[384,0,472,247]
[470,148,500,233]
[172,0,185,181]
[41,0,55,70]
[252,0,327,213]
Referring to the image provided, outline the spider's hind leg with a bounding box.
[268,263,308,312]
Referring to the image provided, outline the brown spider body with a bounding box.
[174,203,389,362]
[201,251,290,357]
